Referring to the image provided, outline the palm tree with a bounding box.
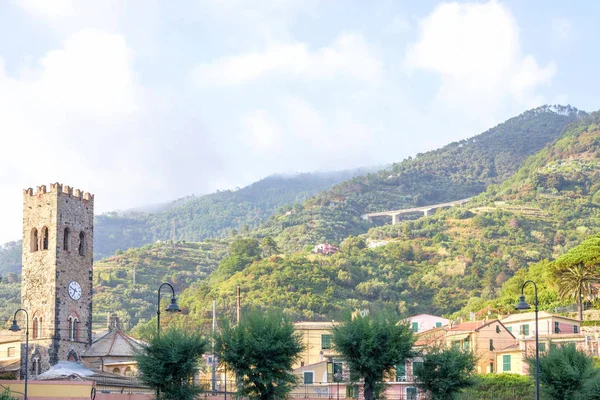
[553,262,598,321]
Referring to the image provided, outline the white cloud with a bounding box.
[405,1,556,113]
[0,29,221,243]
[383,15,411,35]
[242,110,282,150]
[16,0,76,19]
[552,18,572,42]
[192,33,382,86]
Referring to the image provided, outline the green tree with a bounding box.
[554,263,597,321]
[215,309,303,400]
[417,346,477,400]
[527,343,598,399]
[0,388,16,400]
[552,236,600,321]
[260,236,280,257]
[332,313,414,400]
[136,327,209,400]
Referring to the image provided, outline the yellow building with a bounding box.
[293,321,339,370]
[0,331,22,378]
[495,333,590,375]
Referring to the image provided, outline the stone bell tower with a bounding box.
[21,183,94,374]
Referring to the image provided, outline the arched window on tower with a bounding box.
[31,228,38,252]
[68,316,79,341]
[78,232,85,256]
[32,317,39,339]
[63,228,70,251]
[41,227,49,250]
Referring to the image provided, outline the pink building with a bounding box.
[405,314,451,333]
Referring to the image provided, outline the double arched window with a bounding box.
[68,316,79,341]
[30,227,49,252]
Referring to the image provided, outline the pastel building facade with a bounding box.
[405,314,451,333]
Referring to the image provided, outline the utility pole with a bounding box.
[236,286,241,324]
[212,300,217,396]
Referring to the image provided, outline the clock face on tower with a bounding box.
[68,281,82,301]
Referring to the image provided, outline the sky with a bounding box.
[0,0,598,243]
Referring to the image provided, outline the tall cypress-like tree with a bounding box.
[332,313,414,400]
[215,309,303,400]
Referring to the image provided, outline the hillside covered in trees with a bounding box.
[253,105,584,252]
[93,169,377,259]
[0,105,592,330]
[175,110,600,325]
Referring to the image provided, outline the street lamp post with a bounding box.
[334,371,342,400]
[9,308,29,400]
[156,283,181,398]
[516,280,539,400]
[156,282,181,337]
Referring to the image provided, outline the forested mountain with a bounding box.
[0,105,591,330]
[93,169,377,259]
[253,105,584,252]
[173,110,600,325]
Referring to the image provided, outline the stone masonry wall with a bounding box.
[21,183,94,374]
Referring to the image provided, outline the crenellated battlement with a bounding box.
[24,182,94,202]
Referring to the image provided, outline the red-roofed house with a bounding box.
[445,319,515,374]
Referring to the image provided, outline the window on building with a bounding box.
[554,322,561,334]
[539,343,546,352]
[574,325,579,334]
[412,361,424,377]
[520,324,529,335]
[436,322,442,328]
[7,347,15,357]
[333,362,343,376]
[63,228,70,251]
[125,367,132,377]
[406,387,418,400]
[31,228,38,252]
[507,326,513,333]
[412,322,419,333]
[489,339,494,351]
[496,325,501,333]
[463,339,470,351]
[502,355,511,372]
[68,316,78,341]
[321,334,332,350]
[78,232,85,256]
[32,317,39,339]
[32,316,42,339]
[32,358,40,376]
[396,362,406,382]
[113,368,121,375]
[490,362,494,373]
[303,371,314,384]
[41,227,48,250]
